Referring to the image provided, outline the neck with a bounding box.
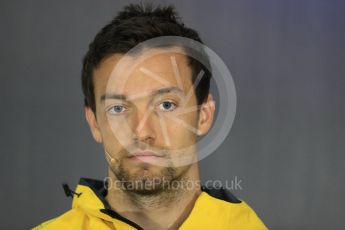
[105,163,201,230]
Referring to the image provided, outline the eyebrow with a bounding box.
[100,86,184,102]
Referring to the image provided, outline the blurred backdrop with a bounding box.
[1,0,344,229]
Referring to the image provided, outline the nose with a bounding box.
[132,107,156,143]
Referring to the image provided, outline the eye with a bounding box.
[158,101,177,112]
[107,105,127,115]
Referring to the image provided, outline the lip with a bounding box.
[128,151,164,162]
[129,151,162,157]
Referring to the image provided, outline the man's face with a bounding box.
[86,47,214,194]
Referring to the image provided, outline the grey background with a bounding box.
[1,0,344,229]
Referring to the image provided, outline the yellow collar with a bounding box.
[70,178,243,229]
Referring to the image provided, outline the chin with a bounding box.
[114,162,177,194]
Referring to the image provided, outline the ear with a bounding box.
[84,107,103,143]
[197,94,216,136]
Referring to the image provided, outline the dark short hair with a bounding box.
[81,3,212,113]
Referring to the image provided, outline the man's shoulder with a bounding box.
[32,208,85,230]
[199,186,268,229]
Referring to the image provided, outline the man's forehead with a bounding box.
[96,48,190,73]
[93,48,193,94]
[101,86,185,103]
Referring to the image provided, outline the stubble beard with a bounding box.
[111,157,189,196]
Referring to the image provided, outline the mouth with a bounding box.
[128,151,164,163]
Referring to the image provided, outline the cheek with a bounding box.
[98,117,130,152]
[164,113,198,148]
